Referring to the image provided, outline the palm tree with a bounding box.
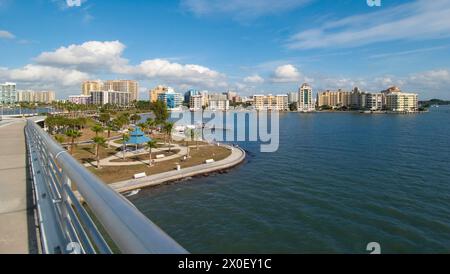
[130,114,141,125]
[193,128,201,150]
[92,136,106,169]
[104,122,114,148]
[122,134,130,160]
[54,134,65,144]
[99,112,111,126]
[146,118,155,134]
[145,140,158,167]
[184,128,193,158]
[91,124,104,137]
[65,129,82,154]
[163,122,174,152]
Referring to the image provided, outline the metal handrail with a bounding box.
[26,119,188,254]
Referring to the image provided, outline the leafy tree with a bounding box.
[99,113,111,125]
[91,124,104,137]
[150,100,169,125]
[130,114,141,125]
[146,118,156,134]
[289,102,298,111]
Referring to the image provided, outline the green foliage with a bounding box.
[91,124,104,136]
[289,102,298,111]
[150,100,169,125]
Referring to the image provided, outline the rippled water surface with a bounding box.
[130,107,450,253]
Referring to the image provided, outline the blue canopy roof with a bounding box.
[125,127,152,145]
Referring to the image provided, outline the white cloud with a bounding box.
[35,40,127,72]
[182,0,312,20]
[0,30,15,39]
[0,65,89,87]
[287,0,450,49]
[271,64,302,83]
[244,74,264,84]
[130,59,228,88]
[1,40,228,97]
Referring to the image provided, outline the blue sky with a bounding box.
[1,0,450,99]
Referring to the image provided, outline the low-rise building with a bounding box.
[69,95,92,105]
[253,94,288,111]
[385,91,418,112]
[208,94,229,111]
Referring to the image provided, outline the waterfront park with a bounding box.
[43,101,244,189]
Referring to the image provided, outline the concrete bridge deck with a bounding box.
[0,119,39,254]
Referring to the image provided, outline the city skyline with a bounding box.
[1,0,450,99]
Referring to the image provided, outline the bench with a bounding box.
[205,159,215,164]
[134,172,146,179]
[156,154,165,159]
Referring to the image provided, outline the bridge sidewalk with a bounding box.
[0,120,39,254]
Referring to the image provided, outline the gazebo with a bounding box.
[125,127,152,151]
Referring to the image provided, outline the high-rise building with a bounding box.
[366,93,384,111]
[288,92,298,104]
[83,80,138,101]
[317,90,352,108]
[150,85,170,103]
[157,90,183,109]
[1,82,17,104]
[82,80,104,96]
[298,83,315,112]
[184,89,200,103]
[189,95,204,111]
[17,90,55,104]
[104,80,139,101]
[91,90,130,106]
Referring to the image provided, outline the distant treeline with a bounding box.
[419,99,450,107]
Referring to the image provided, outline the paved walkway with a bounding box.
[0,119,38,254]
[110,145,246,193]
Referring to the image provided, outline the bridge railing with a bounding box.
[25,119,188,254]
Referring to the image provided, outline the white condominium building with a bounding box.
[1,82,17,104]
[298,83,315,112]
[208,94,229,111]
[385,92,418,112]
[366,93,384,111]
[253,94,288,111]
[189,95,204,111]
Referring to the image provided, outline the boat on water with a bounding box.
[123,189,141,197]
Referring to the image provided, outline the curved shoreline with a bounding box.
[108,145,246,193]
